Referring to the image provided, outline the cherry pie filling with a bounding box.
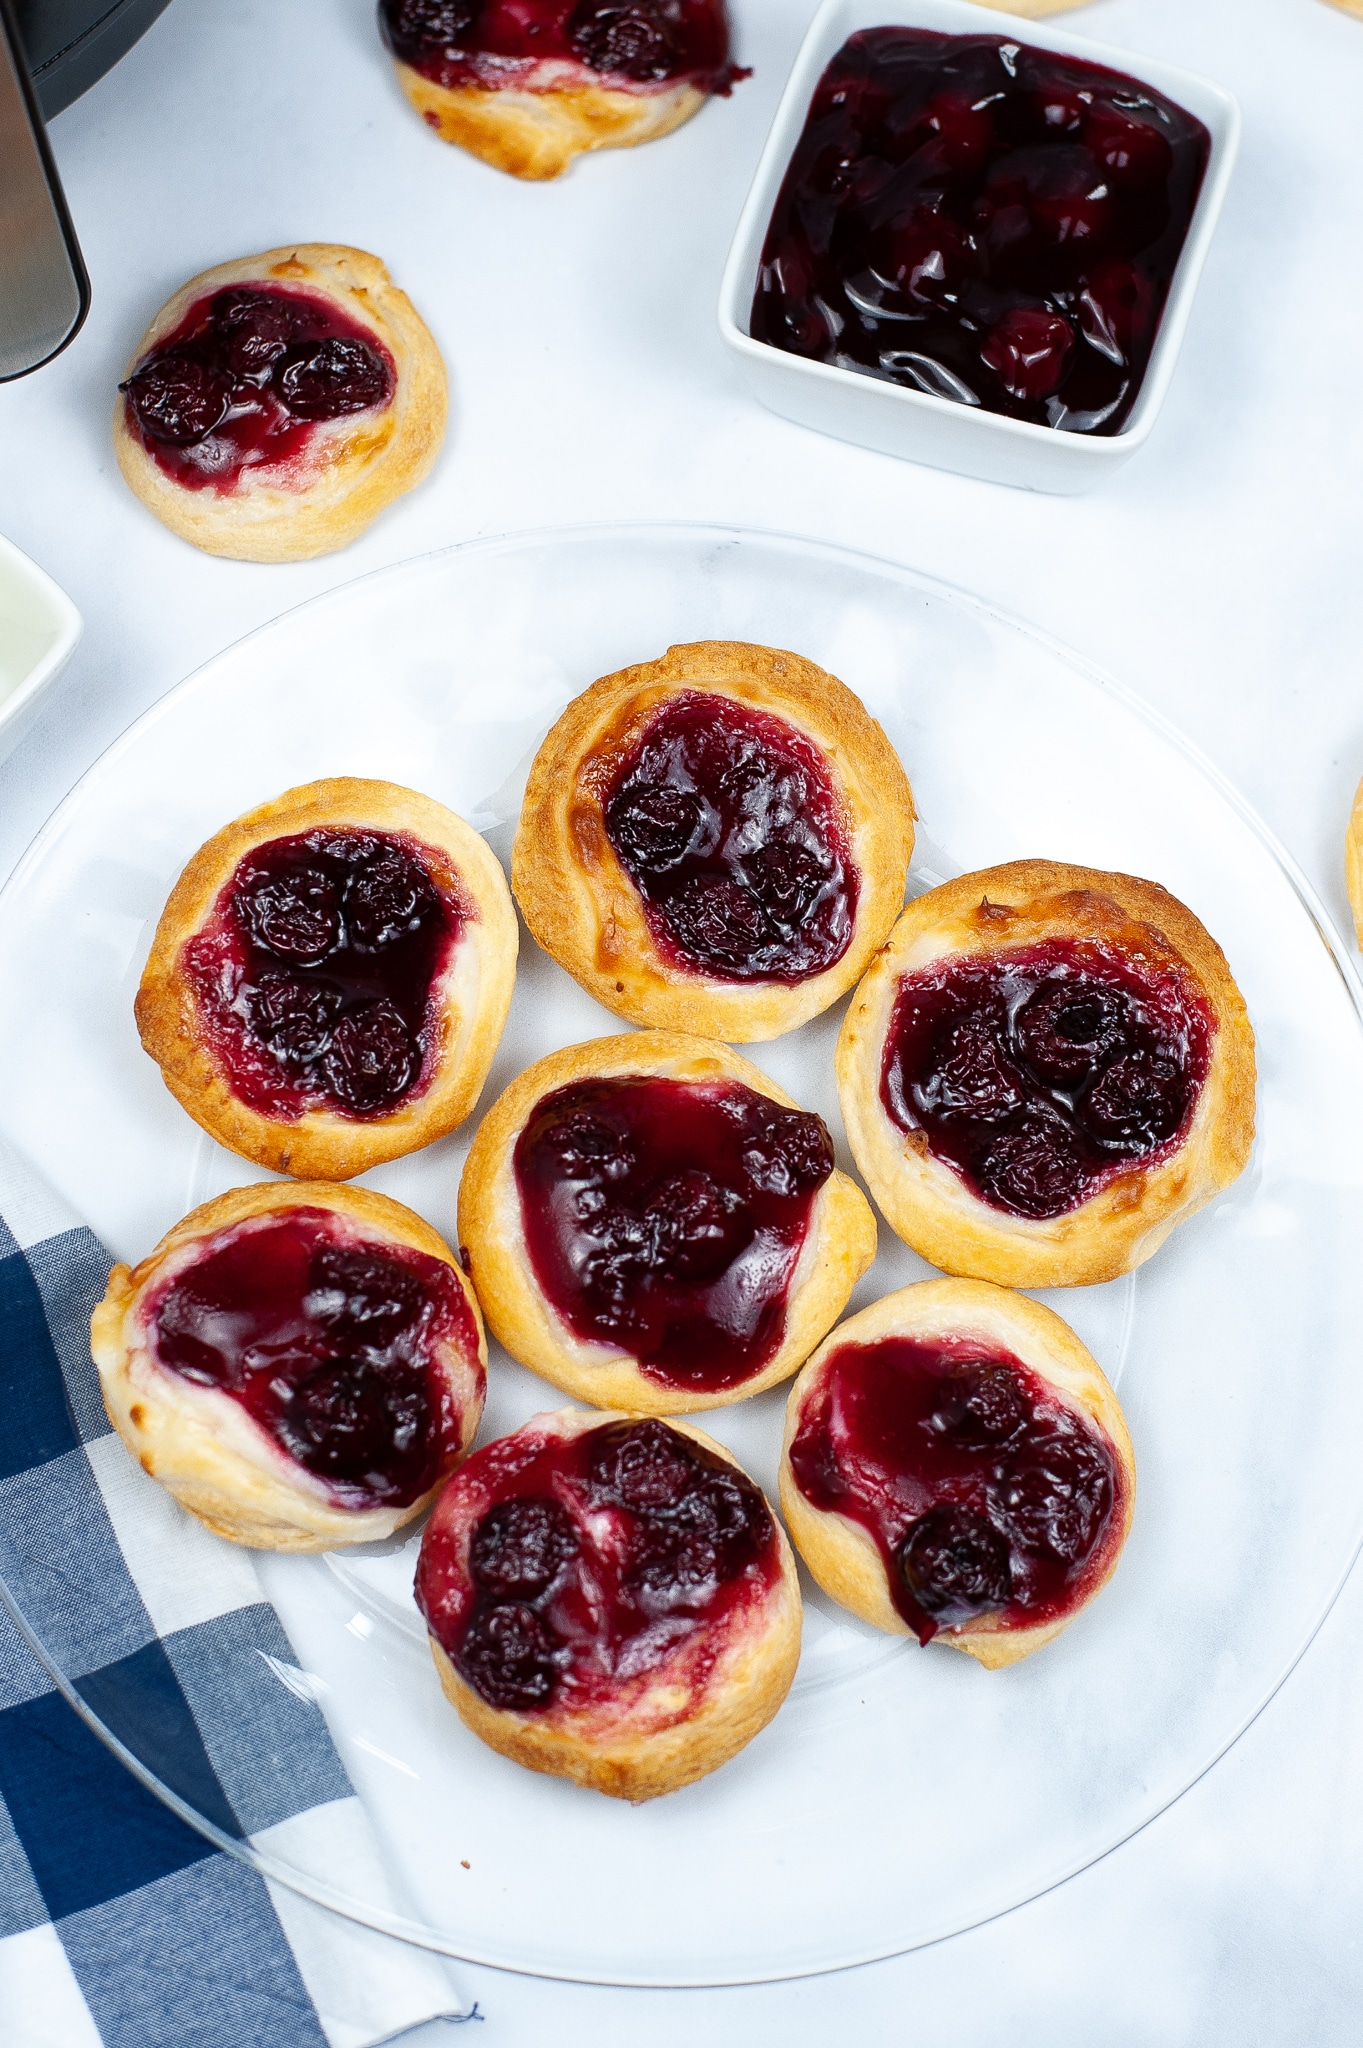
[183,828,467,1122]
[379,0,745,96]
[149,1209,480,1508]
[789,1335,1124,1643]
[121,284,396,494]
[880,938,1212,1219]
[514,1075,835,1391]
[600,691,858,983]
[750,27,1210,435]
[416,1417,779,1712]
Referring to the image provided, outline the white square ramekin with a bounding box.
[717,0,1240,493]
[0,535,82,766]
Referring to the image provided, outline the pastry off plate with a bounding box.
[1,525,1361,1985]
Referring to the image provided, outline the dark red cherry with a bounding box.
[593,1418,697,1511]
[307,1245,426,1345]
[568,1,678,80]
[545,1110,635,1182]
[876,206,971,303]
[930,1017,1028,1123]
[999,1435,1112,1564]
[743,842,830,926]
[122,348,232,447]
[380,0,479,57]
[920,89,994,169]
[237,864,342,964]
[288,1357,422,1478]
[897,1504,1012,1624]
[456,1602,560,1710]
[345,848,438,951]
[979,1111,1087,1217]
[274,337,391,421]
[1077,259,1157,366]
[321,1001,418,1110]
[982,306,1075,400]
[1014,981,1131,1084]
[1080,1049,1185,1148]
[739,1103,834,1197]
[1033,82,1087,136]
[644,1170,751,1283]
[244,975,342,1065]
[211,289,316,378]
[470,1497,578,1601]
[665,873,770,970]
[1084,101,1173,190]
[926,1362,1029,1445]
[609,786,703,875]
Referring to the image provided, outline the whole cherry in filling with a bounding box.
[121,284,395,494]
[378,0,743,94]
[415,1417,777,1711]
[514,1075,834,1391]
[880,938,1212,1219]
[788,1335,1122,1643]
[152,1210,477,1507]
[184,829,465,1121]
[601,692,857,982]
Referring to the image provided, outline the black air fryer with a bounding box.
[0,0,175,380]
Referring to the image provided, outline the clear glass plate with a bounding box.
[2,524,1361,1987]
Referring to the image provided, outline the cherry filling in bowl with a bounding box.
[416,1418,779,1711]
[184,829,466,1121]
[600,691,857,982]
[750,27,1210,435]
[121,284,396,494]
[514,1076,834,1391]
[880,939,1212,1219]
[150,1209,479,1508]
[789,1335,1123,1643]
[379,0,744,95]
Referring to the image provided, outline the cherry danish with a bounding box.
[458,1032,876,1412]
[512,640,915,1041]
[92,1184,486,1551]
[378,1,746,181]
[779,1279,1134,1666]
[114,245,446,561]
[416,1408,801,1798]
[136,778,518,1180]
[837,860,1255,1287]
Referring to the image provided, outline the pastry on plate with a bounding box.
[836,859,1255,1287]
[1347,768,1363,947]
[378,1,746,182]
[136,777,517,1179]
[512,640,916,1041]
[92,1182,486,1551]
[779,1279,1134,1667]
[458,1031,876,1412]
[114,244,446,561]
[416,1407,801,1798]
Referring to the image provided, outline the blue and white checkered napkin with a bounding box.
[0,1139,478,2047]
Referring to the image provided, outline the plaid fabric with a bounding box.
[0,1141,477,2047]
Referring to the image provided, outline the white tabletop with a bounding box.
[3,0,1360,2039]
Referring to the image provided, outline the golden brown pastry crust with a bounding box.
[1347,769,1363,947]
[458,1031,877,1413]
[112,244,447,562]
[836,860,1256,1288]
[91,1181,486,1552]
[136,778,518,1180]
[425,1406,802,1799]
[393,60,706,179]
[779,1280,1134,1669]
[512,641,916,1042]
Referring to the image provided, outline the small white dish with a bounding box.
[717,0,1241,493]
[0,533,82,765]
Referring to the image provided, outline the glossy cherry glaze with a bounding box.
[416,1417,778,1711]
[185,829,466,1121]
[121,284,396,494]
[788,1334,1123,1643]
[880,939,1212,1218]
[750,28,1210,435]
[514,1075,834,1391]
[150,1209,480,1509]
[379,0,744,94]
[601,691,857,983]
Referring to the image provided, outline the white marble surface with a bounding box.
[2,0,1361,2039]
